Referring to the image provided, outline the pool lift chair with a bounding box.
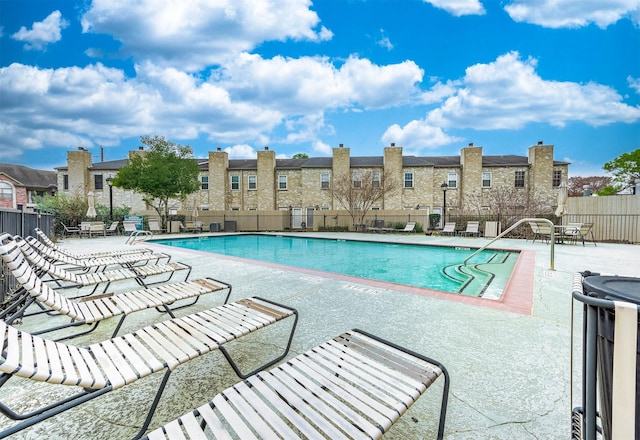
[0,297,298,439]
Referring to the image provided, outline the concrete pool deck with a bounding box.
[1,232,638,439]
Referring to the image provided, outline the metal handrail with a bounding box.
[463,218,555,270]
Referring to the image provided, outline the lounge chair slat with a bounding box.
[44,338,65,384]
[89,343,127,389]
[245,372,335,438]
[210,393,259,440]
[275,361,380,438]
[293,350,399,421]
[250,371,352,439]
[223,378,301,438]
[178,412,211,440]
[196,402,235,440]
[301,346,402,414]
[219,385,282,439]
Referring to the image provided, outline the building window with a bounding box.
[63,174,68,190]
[404,172,413,188]
[353,172,362,188]
[94,174,103,190]
[482,172,492,188]
[201,176,208,190]
[447,172,457,188]
[231,175,240,190]
[372,172,381,188]
[553,170,562,187]
[320,172,330,189]
[248,175,257,190]
[515,170,525,188]
[278,175,287,190]
[0,182,13,200]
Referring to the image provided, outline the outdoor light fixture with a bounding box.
[441,182,448,224]
[106,177,113,220]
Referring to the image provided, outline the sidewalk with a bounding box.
[1,233,637,439]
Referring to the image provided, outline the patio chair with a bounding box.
[12,235,192,294]
[399,221,416,233]
[0,296,298,439]
[0,234,233,340]
[460,220,480,237]
[148,220,165,234]
[441,222,456,236]
[142,329,449,440]
[60,222,81,238]
[105,221,120,235]
[529,221,552,244]
[35,228,153,259]
[123,220,139,235]
[25,235,171,271]
[572,222,597,247]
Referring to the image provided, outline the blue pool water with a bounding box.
[154,234,518,296]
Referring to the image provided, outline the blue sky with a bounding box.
[1,0,639,176]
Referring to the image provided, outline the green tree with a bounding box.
[111,135,201,229]
[603,149,640,190]
[292,153,309,159]
[35,192,87,233]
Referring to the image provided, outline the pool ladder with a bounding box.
[463,218,555,270]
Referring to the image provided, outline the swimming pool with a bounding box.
[154,234,519,298]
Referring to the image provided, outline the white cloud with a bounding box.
[312,140,332,155]
[376,29,393,50]
[224,144,256,159]
[382,51,640,151]
[11,10,69,50]
[81,0,332,71]
[382,121,462,150]
[628,76,640,94]
[504,0,640,28]
[423,0,485,16]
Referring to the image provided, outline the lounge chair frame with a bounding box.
[0,297,298,439]
[14,235,191,294]
[142,328,449,440]
[26,235,171,271]
[36,228,152,259]
[441,222,456,236]
[0,235,232,341]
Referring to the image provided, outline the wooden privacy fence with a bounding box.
[565,195,639,244]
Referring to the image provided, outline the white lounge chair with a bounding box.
[0,233,232,340]
[14,235,192,293]
[460,220,480,237]
[36,228,152,258]
[26,235,171,270]
[0,297,298,439]
[441,222,456,236]
[142,329,449,440]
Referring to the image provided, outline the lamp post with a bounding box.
[106,177,113,221]
[441,182,448,226]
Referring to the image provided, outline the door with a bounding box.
[291,208,304,229]
[433,207,443,228]
[305,207,315,228]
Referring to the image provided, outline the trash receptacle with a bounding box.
[224,220,236,232]
[582,274,640,440]
[210,222,220,232]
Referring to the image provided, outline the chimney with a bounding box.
[538,140,544,145]
[216,147,222,151]
[139,146,144,150]
[390,142,395,147]
[339,143,343,148]
[469,142,474,147]
[264,146,269,151]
